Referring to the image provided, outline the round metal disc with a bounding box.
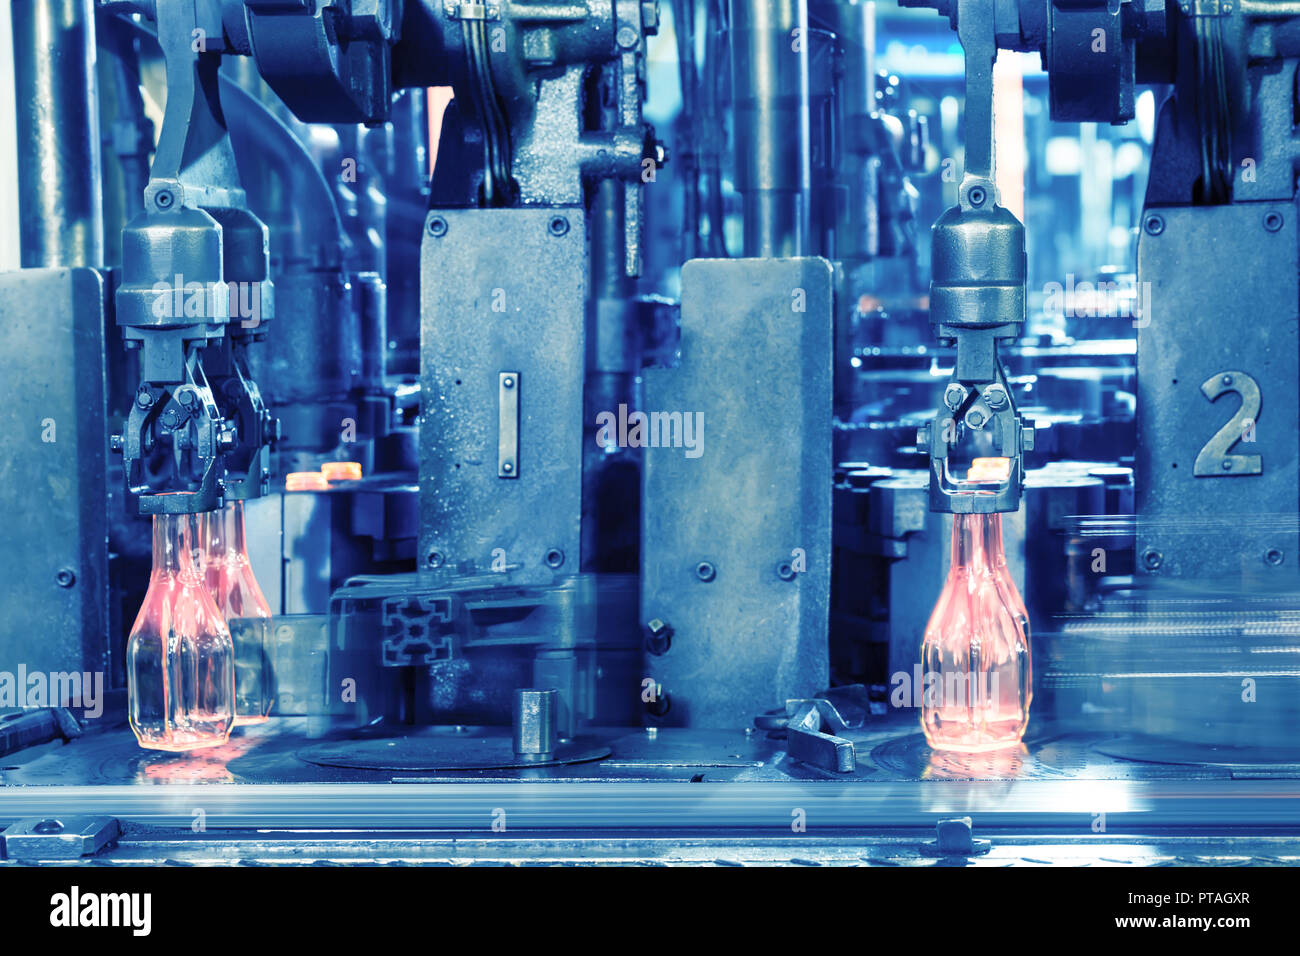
[1093,734,1300,769]
[297,729,610,771]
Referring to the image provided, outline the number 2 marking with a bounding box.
[1193,370,1262,477]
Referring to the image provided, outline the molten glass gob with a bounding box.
[197,501,274,724]
[920,511,1032,752]
[127,514,235,751]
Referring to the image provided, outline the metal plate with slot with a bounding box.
[498,371,520,478]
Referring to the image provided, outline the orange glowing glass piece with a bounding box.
[128,514,235,751]
[966,456,1011,483]
[920,513,1032,752]
[197,502,275,725]
[285,471,328,491]
[321,461,363,482]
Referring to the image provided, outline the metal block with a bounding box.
[0,268,110,679]
[420,208,586,581]
[641,257,834,728]
[1136,203,1300,580]
[2,816,119,861]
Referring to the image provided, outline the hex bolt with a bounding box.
[1142,548,1163,571]
[695,561,716,582]
[943,383,967,411]
[1144,214,1165,236]
[548,216,570,237]
[1265,211,1284,233]
[427,216,448,237]
[1265,548,1284,567]
[55,568,76,588]
[178,388,196,407]
[135,389,154,409]
[965,408,987,429]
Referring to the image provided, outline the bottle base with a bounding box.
[133,729,232,752]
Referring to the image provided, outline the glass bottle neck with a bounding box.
[151,513,194,575]
[950,513,1005,572]
[206,501,248,562]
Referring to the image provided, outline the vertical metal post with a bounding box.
[12,0,103,268]
[729,0,811,258]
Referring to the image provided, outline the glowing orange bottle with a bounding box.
[127,514,235,751]
[199,501,274,724]
[920,512,1031,752]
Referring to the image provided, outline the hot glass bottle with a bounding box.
[920,513,1032,752]
[198,502,274,724]
[128,514,235,751]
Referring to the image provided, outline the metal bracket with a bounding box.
[785,698,856,773]
[1,816,120,861]
[444,0,502,20]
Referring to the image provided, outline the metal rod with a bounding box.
[12,0,103,268]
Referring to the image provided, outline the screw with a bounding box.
[1142,548,1163,571]
[1144,214,1165,236]
[427,550,444,569]
[1222,460,1233,471]
[502,461,514,474]
[1222,374,1234,386]
[645,618,672,655]
[1265,211,1284,232]
[427,216,448,237]
[154,189,175,210]
[548,216,570,237]
[695,561,716,582]
[55,568,76,588]
[545,548,565,568]
[943,383,967,411]
[968,186,986,207]
[110,434,124,453]
[502,376,515,389]
[1266,548,1284,566]
[646,687,670,717]
[33,819,64,834]
[777,562,796,581]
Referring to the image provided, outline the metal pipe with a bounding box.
[12,0,103,268]
[728,0,811,258]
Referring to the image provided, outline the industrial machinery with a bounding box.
[1,0,1300,868]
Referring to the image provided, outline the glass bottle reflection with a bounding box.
[128,514,235,751]
[197,501,274,724]
[920,512,1032,752]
